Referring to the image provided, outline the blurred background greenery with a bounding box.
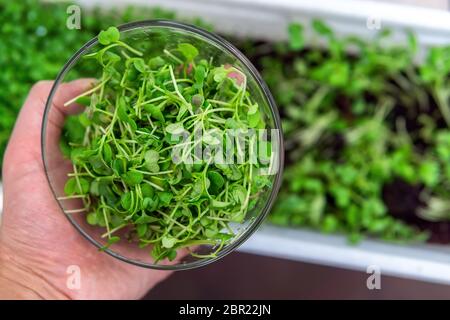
[3,0,450,245]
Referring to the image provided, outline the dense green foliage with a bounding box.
[2,0,450,244]
[60,26,271,261]
[0,0,202,168]
[244,23,450,242]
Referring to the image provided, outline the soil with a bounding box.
[383,179,450,244]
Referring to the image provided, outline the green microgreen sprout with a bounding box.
[60,26,273,262]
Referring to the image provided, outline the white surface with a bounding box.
[240,225,450,285]
[77,0,450,49]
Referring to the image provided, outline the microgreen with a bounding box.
[98,26,120,45]
[288,23,304,51]
[61,26,272,262]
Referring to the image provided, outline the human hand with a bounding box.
[0,80,171,300]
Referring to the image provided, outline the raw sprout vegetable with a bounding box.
[6,1,450,244]
[60,26,272,262]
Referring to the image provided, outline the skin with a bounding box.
[0,80,172,299]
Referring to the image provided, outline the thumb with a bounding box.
[3,79,95,179]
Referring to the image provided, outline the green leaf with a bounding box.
[158,191,173,206]
[63,115,85,145]
[89,155,113,175]
[162,235,176,248]
[108,236,121,244]
[321,215,339,233]
[178,43,199,61]
[231,185,247,204]
[348,233,362,244]
[137,223,148,237]
[211,200,232,208]
[419,160,440,187]
[312,20,333,37]
[112,158,127,176]
[146,162,160,173]
[144,149,160,173]
[143,197,158,211]
[194,65,206,85]
[140,183,154,198]
[144,104,165,123]
[310,195,325,226]
[407,30,418,53]
[230,210,246,223]
[203,131,221,145]
[330,185,351,208]
[100,235,121,251]
[288,23,304,50]
[121,171,144,186]
[248,110,261,128]
[102,143,113,163]
[248,103,258,115]
[117,97,130,122]
[166,122,184,135]
[75,96,91,107]
[120,192,133,211]
[135,213,158,224]
[98,26,120,45]
[205,228,218,238]
[212,66,228,83]
[64,177,90,195]
[86,212,98,225]
[191,94,204,108]
[208,171,225,189]
[133,58,147,73]
[148,56,166,69]
[167,249,177,261]
[104,51,121,64]
[144,150,160,164]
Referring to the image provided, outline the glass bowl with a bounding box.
[42,20,284,270]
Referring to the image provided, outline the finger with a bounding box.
[8,79,94,148]
[3,79,95,178]
[27,78,95,129]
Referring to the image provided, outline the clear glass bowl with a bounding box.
[42,20,284,270]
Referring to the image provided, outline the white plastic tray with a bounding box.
[33,0,450,284]
[241,225,450,285]
[79,0,450,47]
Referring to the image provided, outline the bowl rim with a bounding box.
[41,19,284,270]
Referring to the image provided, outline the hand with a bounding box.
[0,80,171,300]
